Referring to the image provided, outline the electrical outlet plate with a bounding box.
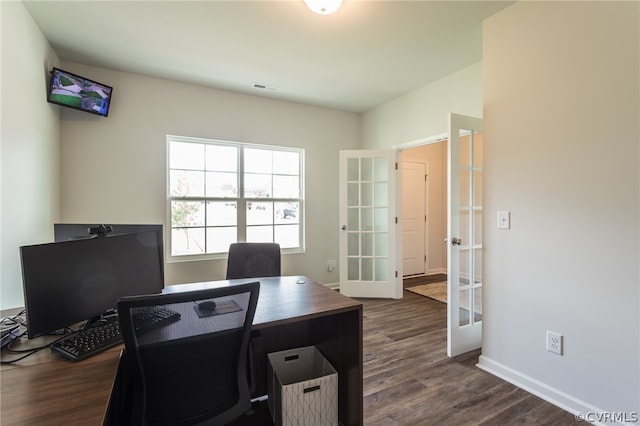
[546,331,563,355]
[326,259,337,272]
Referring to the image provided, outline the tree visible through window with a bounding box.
[167,136,304,258]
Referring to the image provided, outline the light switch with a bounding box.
[497,211,511,229]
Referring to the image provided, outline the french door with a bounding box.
[447,113,483,357]
[338,150,401,299]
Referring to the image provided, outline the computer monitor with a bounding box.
[20,231,164,339]
[53,223,164,241]
[54,223,164,266]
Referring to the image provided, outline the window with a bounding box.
[167,135,304,259]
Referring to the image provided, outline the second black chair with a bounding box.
[225,242,281,280]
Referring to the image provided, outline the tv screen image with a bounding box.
[48,67,113,117]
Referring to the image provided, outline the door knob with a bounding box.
[452,237,462,246]
[341,225,347,230]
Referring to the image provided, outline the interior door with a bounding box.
[402,161,426,276]
[447,113,483,357]
[339,150,401,299]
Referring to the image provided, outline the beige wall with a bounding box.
[1,2,61,309]
[57,62,360,288]
[401,142,447,275]
[480,0,639,415]
[362,62,483,149]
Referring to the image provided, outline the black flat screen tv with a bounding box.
[47,67,113,117]
[20,231,164,339]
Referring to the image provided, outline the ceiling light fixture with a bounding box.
[304,0,343,15]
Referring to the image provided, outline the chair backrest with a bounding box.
[118,282,260,425]
[226,242,281,280]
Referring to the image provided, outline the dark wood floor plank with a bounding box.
[359,289,580,425]
[233,285,579,425]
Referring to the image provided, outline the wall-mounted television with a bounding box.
[47,67,113,117]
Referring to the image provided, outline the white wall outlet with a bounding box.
[546,331,563,355]
[327,259,337,272]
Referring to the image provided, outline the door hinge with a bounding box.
[424,255,427,262]
[425,174,428,181]
[395,271,398,278]
[395,162,398,170]
[395,217,398,224]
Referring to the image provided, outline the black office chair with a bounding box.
[226,242,281,280]
[117,282,260,426]
[225,242,280,398]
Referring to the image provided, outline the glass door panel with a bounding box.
[447,113,483,356]
[339,150,400,298]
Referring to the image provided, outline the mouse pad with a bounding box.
[193,299,243,318]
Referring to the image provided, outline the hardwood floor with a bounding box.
[361,290,579,426]
[403,273,447,288]
[234,285,579,425]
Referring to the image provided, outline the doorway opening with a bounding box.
[400,137,448,288]
[398,115,484,357]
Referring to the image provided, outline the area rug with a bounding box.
[406,281,447,304]
[406,281,483,316]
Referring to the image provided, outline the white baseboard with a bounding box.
[404,269,447,278]
[324,281,340,291]
[426,267,447,276]
[477,355,630,426]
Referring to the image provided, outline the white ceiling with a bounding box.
[23,0,513,113]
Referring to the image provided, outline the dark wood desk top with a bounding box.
[1,276,361,426]
[163,275,362,329]
[1,347,121,425]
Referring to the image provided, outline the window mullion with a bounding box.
[203,149,208,254]
[237,146,247,242]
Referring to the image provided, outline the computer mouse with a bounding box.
[198,300,217,312]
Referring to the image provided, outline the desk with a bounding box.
[1,276,363,425]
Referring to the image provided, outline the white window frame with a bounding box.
[166,135,305,262]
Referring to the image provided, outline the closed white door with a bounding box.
[447,113,483,357]
[339,150,401,299]
[402,161,426,276]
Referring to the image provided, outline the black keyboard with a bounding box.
[132,306,181,335]
[50,307,181,361]
[51,316,122,361]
